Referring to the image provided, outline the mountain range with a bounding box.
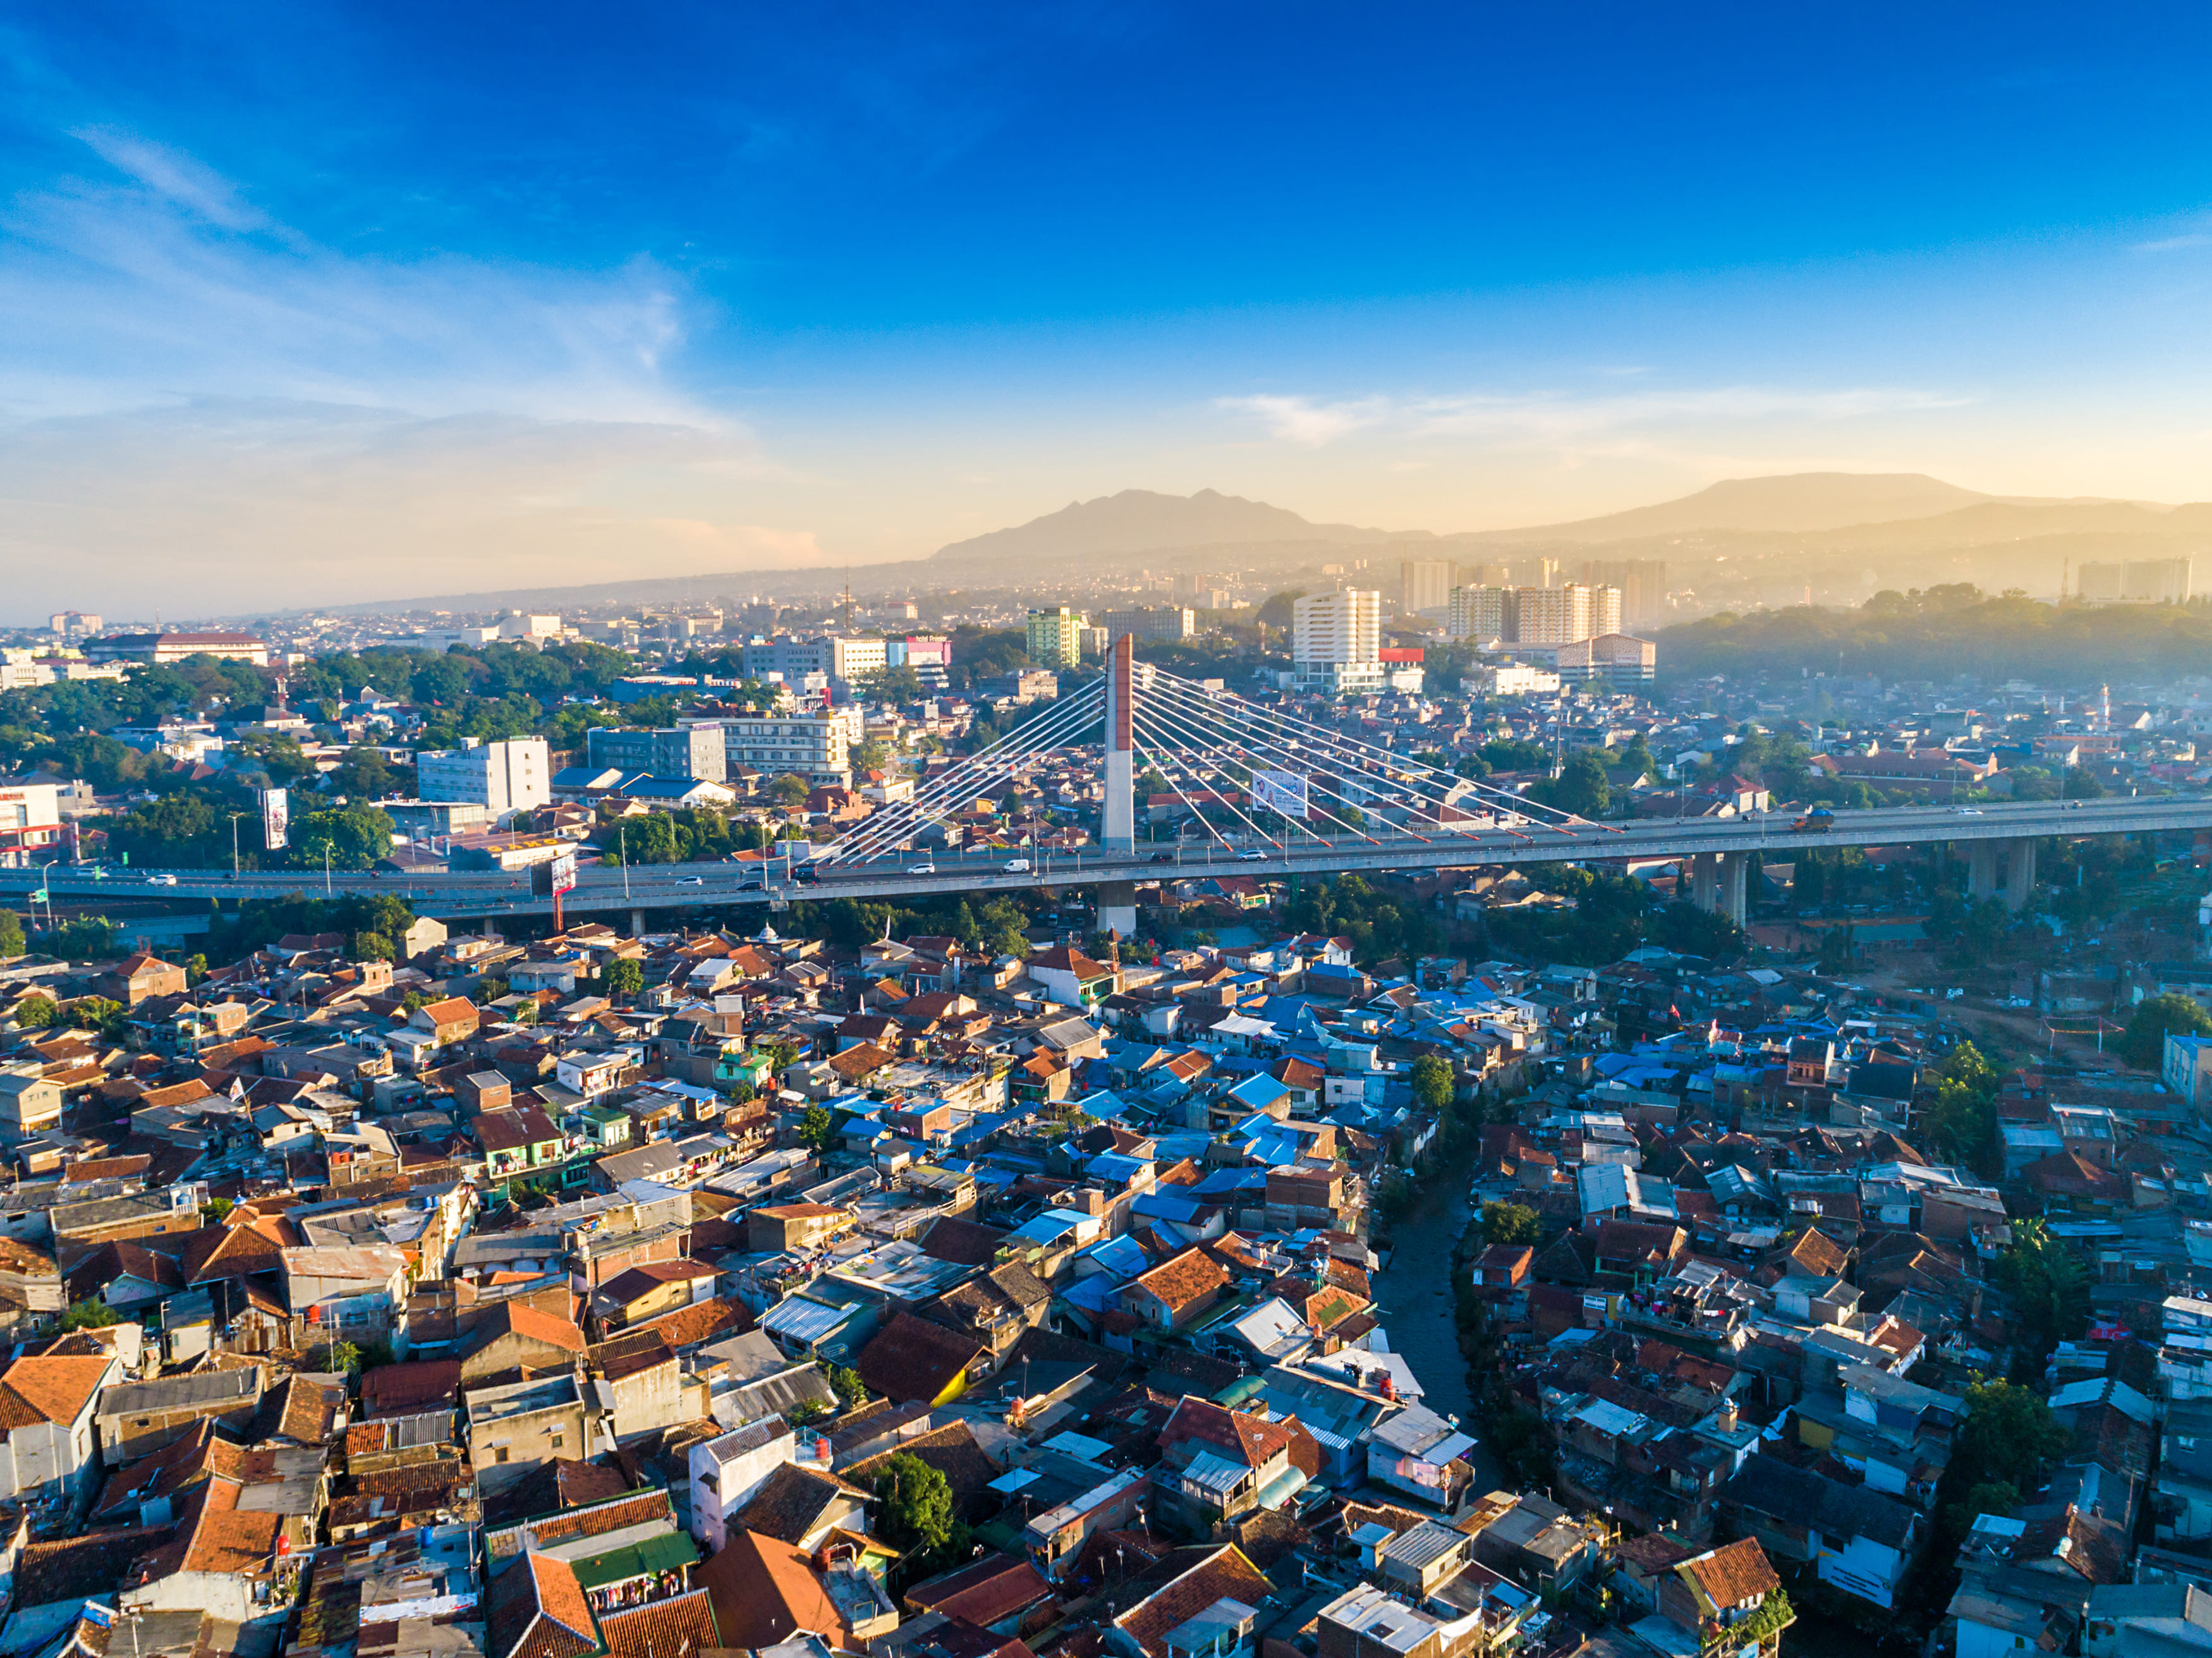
[316,472,2210,618]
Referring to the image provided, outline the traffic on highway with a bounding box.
[0,795,2199,920]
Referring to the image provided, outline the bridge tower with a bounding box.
[1098,633,1139,938]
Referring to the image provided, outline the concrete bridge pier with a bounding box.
[1967,841,2002,901]
[1690,851,1718,911]
[1097,881,1138,941]
[1688,851,1748,926]
[631,908,647,939]
[2003,837,2038,912]
[1717,851,1749,927]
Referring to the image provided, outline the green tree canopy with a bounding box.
[872,1451,957,1556]
[2124,992,2212,1070]
[602,956,645,997]
[1409,1055,1455,1114]
[1481,1202,1541,1245]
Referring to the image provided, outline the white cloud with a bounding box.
[2134,233,2212,253]
[0,130,833,615]
[1213,381,1969,450]
[1213,393,1389,446]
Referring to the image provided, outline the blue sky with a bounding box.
[6,2,2212,613]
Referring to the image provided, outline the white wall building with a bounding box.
[1292,590,1383,694]
[414,738,552,822]
[722,714,851,786]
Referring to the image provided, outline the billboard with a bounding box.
[531,851,579,898]
[260,788,289,851]
[1251,771,1310,819]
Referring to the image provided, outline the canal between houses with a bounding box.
[1368,1159,1505,1497]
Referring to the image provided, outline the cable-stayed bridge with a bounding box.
[4,637,2211,930]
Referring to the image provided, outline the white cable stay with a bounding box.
[829,681,1106,864]
[1131,698,1393,847]
[1141,678,1479,845]
[1149,668,1613,836]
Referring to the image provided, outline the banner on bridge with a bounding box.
[260,788,289,851]
[1251,771,1310,819]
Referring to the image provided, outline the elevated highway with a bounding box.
[0,795,2202,932]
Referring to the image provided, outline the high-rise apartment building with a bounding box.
[1026,607,1083,668]
[415,738,552,822]
[2078,558,2192,606]
[825,635,889,682]
[1448,585,1509,641]
[1445,584,1622,645]
[1579,560,1667,630]
[1399,559,1455,614]
[1101,607,1196,643]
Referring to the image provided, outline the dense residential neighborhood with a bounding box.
[0,578,2208,1658]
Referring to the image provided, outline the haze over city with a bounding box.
[10,4,2212,614]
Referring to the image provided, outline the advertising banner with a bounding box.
[1251,771,1310,819]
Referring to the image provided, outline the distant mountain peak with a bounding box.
[930,487,1413,562]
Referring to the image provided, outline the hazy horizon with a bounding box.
[11,4,2212,615]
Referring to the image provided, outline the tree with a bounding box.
[291,805,395,872]
[1921,1041,2001,1175]
[1409,1055,1455,1115]
[2124,992,2212,1070]
[1951,1378,2068,1503]
[798,1105,836,1152]
[316,1338,364,1377]
[768,774,810,806]
[0,910,22,958]
[829,1365,867,1410]
[1481,1202,1541,1245]
[1538,752,1610,819]
[67,996,125,1035]
[602,956,644,997]
[351,931,394,962]
[60,1297,119,1330]
[329,746,410,799]
[873,1451,957,1556]
[1996,1218,2091,1376]
[13,994,54,1029]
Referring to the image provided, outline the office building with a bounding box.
[720,714,851,786]
[2079,558,2192,606]
[1553,632,1657,685]
[1399,559,1455,615]
[586,724,727,783]
[86,631,270,667]
[1100,607,1196,645]
[415,738,552,822]
[884,636,951,688]
[498,613,562,640]
[1292,590,1385,694]
[1027,607,1083,669]
[825,635,889,683]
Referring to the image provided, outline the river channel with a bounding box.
[1367,1159,1505,1496]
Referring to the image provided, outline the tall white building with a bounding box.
[1399,559,1455,614]
[2079,558,2192,606]
[720,714,851,787]
[1292,590,1384,694]
[414,738,552,822]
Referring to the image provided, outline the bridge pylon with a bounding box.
[1103,632,1136,854]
